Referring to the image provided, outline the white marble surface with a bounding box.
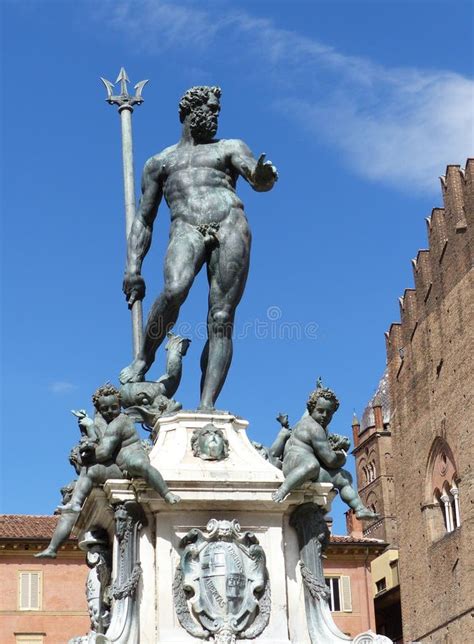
[102,412,335,642]
[78,412,336,643]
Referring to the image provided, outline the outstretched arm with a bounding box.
[230,140,278,192]
[123,157,163,307]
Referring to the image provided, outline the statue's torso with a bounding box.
[284,417,326,456]
[158,139,246,225]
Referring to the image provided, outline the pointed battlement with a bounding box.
[387,158,473,357]
[440,164,469,230]
[386,322,402,365]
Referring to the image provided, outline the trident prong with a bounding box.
[100,67,148,110]
[134,79,149,99]
[116,67,130,96]
[100,77,115,100]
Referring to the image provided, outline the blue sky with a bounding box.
[1,0,473,534]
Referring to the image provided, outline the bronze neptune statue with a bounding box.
[120,86,278,410]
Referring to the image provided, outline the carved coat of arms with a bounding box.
[173,519,270,642]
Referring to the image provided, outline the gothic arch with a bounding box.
[425,437,458,502]
[366,491,378,515]
[358,457,368,485]
[424,437,460,539]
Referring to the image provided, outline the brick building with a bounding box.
[384,159,473,643]
[352,373,402,643]
[352,370,398,546]
[0,515,89,644]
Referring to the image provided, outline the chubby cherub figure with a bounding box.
[61,383,180,512]
[272,384,378,520]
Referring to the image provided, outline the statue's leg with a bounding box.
[127,455,180,504]
[199,217,250,409]
[35,511,78,558]
[120,225,206,384]
[273,452,320,502]
[60,470,94,512]
[331,469,378,518]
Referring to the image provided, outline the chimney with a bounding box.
[352,413,360,446]
[373,395,383,431]
[345,510,364,539]
[325,514,333,535]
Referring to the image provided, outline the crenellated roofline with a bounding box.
[386,158,473,364]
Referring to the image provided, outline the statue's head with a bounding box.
[179,85,221,143]
[307,382,340,428]
[114,505,131,541]
[191,424,229,461]
[92,383,121,423]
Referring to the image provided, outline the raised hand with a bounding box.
[276,413,290,429]
[252,153,278,188]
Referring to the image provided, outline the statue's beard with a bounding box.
[189,108,218,142]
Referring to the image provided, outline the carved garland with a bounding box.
[299,562,330,601]
[112,562,142,599]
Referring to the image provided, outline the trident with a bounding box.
[100,67,148,359]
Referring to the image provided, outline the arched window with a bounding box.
[425,438,460,540]
[369,461,377,481]
[358,458,368,486]
[366,492,377,516]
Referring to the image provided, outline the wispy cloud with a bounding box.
[97,0,474,192]
[49,381,78,395]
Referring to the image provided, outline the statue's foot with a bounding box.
[272,488,288,503]
[355,507,380,520]
[197,401,216,412]
[164,491,181,504]
[119,359,147,385]
[35,547,57,559]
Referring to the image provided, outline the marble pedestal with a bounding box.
[76,411,390,644]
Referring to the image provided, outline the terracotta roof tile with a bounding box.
[329,534,385,545]
[0,514,67,540]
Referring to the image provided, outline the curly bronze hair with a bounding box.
[92,382,121,408]
[178,86,221,123]
[307,384,340,415]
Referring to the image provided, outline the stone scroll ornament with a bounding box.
[173,519,271,643]
[290,504,393,644]
[290,503,352,644]
[69,502,146,644]
[69,528,112,644]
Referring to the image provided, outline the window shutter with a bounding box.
[19,572,30,609]
[340,575,352,612]
[19,572,41,610]
[29,572,40,609]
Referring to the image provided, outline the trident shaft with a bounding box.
[101,67,148,359]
